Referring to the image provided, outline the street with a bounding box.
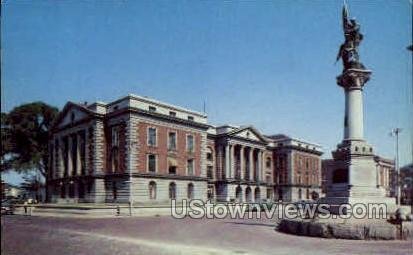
[1,215,411,255]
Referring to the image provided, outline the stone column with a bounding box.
[68,136,73,176]
[258,150,263,182]
[249,148,254,181]
[57,137,63,178]
[240,146,245,180]
[230,144,235,179]
[225,144,230,179]
[217,145,223,180]
[344,88,364,140]
[76,134,81,176]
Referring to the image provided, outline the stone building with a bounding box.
[47,94,322,204]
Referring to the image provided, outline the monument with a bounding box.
[323,3,396,213]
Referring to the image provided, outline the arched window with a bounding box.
[254,187,261,202]
[187,183,194,199]
[245,187,252,202]
[149,181,157,200]
[235,186,242,202]
[298,188,302,200]
[169,182,176,199]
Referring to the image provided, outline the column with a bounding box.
[55,137,64,178]
[76,134,81,176]
[344,88,364,140]
[240,146,245,180]
[258,150,263,182]
[217,145,223,180]
[68,136,73,176]
[249,148,254,181]
[230,144,235,179]
[225,144,230,179]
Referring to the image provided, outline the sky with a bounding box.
[1,0,412,185]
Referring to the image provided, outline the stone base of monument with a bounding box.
[277,217,413,240]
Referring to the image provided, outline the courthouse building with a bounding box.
[47,94,323,204]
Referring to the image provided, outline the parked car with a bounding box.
[1,200,15,215]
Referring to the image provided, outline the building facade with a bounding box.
[47,94,322,204]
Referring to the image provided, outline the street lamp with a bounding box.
[390,128,402,205]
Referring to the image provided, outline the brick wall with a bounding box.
[137,121,202,176]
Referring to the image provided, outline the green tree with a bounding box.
[1,102,59,178]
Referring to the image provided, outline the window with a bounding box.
[169,111,176,117]
[149,181,156,200]
[148,154,156,172]
[266,158,271,168]
[69,182,75,198]
[111,147,119,172]
[111,126,119,147]
[169,182,176,199]
[112,182,117,200]
[60,184,66,198]
[187,159,194,175]
[78,182,85,199]
[186,135,194,152]
[168,157,177,174]
[148,106,156,112]
[187,116,194,121]
[168,132,177,151]
[187,183,194,199]
[207,152,213,161]
[207,166,213,178]
[148,127,157,146]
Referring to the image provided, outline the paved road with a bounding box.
[1,215,411,255]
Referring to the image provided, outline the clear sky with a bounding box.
[1,0,412,185]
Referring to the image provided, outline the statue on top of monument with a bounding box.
[336,3,366,71]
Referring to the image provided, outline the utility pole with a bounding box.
[390,128,402,205]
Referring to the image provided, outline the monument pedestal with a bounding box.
[322,140,396,214]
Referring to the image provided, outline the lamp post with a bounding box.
[390,128,402,205]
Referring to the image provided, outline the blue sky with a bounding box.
[1,0,412,185]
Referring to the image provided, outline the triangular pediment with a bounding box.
[53,102,93,129]
[229,126,268,143]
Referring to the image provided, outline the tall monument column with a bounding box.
[344,86,364,140]
[323,4,395,213]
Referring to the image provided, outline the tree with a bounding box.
[1,102,59,179]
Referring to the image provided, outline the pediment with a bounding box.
[230,126,268,143]
[53,102,93,129]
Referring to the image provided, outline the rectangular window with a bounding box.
[111,126,119,147]
[168,132,177,151]
[148,106,156,112]
[207,166,213,178]
[187,159,194,175]
[169,111,176,117]
[148,154,156,172]
[186,135,194,152]
[187,116,194,121]
[148,127,157,146]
